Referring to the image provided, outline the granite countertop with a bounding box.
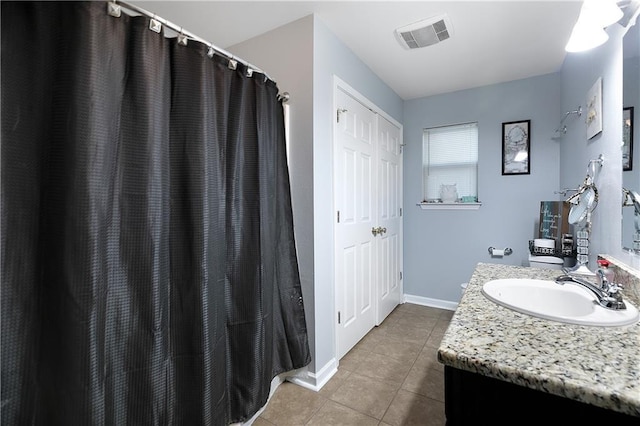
[437,262,640,417]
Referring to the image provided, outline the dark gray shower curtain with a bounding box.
[1,2,310,424]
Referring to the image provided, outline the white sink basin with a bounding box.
[481,278,640,327]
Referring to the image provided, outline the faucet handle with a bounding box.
[606,281,624,294]
[600,281,627,310]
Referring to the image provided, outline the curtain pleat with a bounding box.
[1,2,311,425]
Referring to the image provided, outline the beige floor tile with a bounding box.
[257,305,452,425]
[384,323,433,347]
[369,333,423,364]
[353,352,413,389]
[307,400,379,425]
[425,331,445,349]
[400,365,445,402]
[377,314,400,330]
[433,319,451,334]
[395,303,442,319]
[385,307,407,320]
[318,368,352,398]
[259,382,327,425]
[438,309,455,321]
[329,372,397,419]
[392,310,438,328]
[354,327,387,352]
[382,389,446,426]
[340,346,371,372]
[413,346,443,372]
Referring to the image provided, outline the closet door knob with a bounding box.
[371,226,386,236]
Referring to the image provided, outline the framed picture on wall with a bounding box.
[502,119,530,175]
[586,77,603,140]
[623,106,634,171]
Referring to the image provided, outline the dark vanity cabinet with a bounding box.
[444,367,639,425]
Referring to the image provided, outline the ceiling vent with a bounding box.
[395,14,453,50]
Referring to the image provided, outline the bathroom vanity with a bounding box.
[437,262,640,424]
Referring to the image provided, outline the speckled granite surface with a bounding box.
[437,262,640,417]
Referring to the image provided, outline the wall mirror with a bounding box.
[622,21,640,251]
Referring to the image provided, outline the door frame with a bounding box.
[331,76,404,358]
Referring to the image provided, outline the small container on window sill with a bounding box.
[440,184,458,203]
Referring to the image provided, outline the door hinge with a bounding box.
[337,108,347,123]
[400,271,403,280]
[337,210,340,223]
[400,208,402,217]
[338,311,341,324]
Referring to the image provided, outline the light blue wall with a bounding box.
[402,74,562,302]
[559,24,625,265]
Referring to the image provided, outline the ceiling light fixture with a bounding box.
[565,0,623,52]
[565,18,609,52]
[584,0,624,27]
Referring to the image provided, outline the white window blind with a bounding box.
[423,122,478,201]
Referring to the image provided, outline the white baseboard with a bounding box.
[241,359,338,425]
[403,293,458,311]
[285,358,338,392]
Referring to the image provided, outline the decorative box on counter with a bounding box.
[538,201,571,250]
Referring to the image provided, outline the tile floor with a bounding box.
[255,303,454,425]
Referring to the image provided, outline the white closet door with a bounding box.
[376,115,403,324]
[334,84,403,360]
[334,87,377,360]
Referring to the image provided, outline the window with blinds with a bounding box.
[422,122,478,202]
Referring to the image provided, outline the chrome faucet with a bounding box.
[555,273,627,310]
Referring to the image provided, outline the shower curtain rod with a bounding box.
[111,0,273,83]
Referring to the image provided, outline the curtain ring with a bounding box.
[228,59,238,70]
[207,44,215,59]
[149,14,162,33]
[177,27,188,46]
[107,0,121,18]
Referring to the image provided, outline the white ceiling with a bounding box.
[134,1,583,100]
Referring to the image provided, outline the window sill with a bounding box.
[417,202,482,210]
